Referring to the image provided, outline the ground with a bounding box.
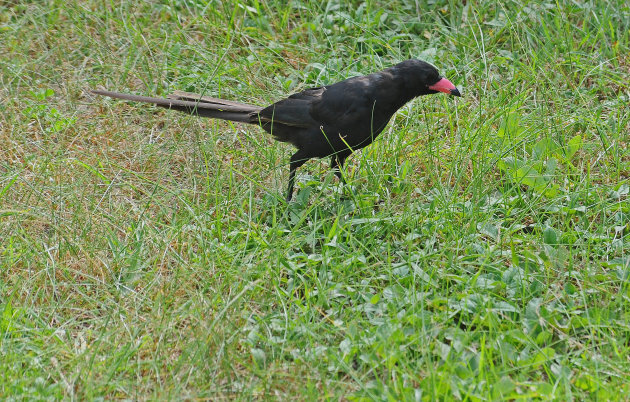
[1,0,629,399]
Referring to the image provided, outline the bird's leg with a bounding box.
[330,153,349,184]
[287,152,308,202]
[330,156,342,182]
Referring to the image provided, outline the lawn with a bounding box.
[1,0,629,399]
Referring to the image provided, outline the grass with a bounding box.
[1,0,629,399]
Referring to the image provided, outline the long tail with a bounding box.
[91,89,262,124]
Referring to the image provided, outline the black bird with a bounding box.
[92,59,460,201]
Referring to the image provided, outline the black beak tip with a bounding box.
[450,88,461,97]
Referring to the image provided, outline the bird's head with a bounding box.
[397,59,461,97]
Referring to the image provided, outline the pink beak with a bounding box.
[428,78,461,97]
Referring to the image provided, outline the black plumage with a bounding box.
[93,59,460,201]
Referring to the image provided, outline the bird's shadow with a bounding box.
[254,177,361,229]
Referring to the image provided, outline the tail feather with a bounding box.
[168,90,260,111]
[91,89,262,124]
